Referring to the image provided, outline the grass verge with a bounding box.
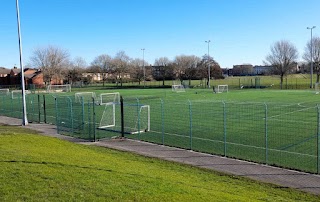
[0,125,319,201]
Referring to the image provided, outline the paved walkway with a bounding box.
[1,116,320,195]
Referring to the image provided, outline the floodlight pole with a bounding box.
[141,48,145,88]
[307,26,316,89]
[205,40,211,88]
[16,0,28,125]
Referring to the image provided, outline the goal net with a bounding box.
[172,84,185,93]
[46,84,71,93]
[315,83,319,94]
[11,90,31,99]
[0,89,9,96]
[217,85,228,93]
[75,92,96,103]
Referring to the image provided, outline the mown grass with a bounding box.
[0,125,319,201]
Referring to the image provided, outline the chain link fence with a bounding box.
[0,93,320,173]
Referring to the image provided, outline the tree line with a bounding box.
[28,36,320,89]
[28,46,223,87]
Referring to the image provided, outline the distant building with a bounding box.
[253,65,273,75]
[232,64,254,76]
[0,67,10,77]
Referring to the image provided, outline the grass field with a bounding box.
[1,87,320,173]
[0,125,319,201]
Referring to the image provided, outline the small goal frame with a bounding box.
[75,92,96,103]
[0,88,9,96]
[217,85,228,93]
[46,84,71,93]
[172,84,185,93]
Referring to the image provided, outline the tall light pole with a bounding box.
[16,0,28,125]
[307,26,316,88]
[205,40,211,88]
[141,48,145,88]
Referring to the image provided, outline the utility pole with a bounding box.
[16,0,28,125]
[307,26,316,88]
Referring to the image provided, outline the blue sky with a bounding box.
[1,0,319,69]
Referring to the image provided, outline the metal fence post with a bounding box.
[317,105,320,174]
[38,94,41,122]
[188,100,192,150]
[67,97,74,135]
[81,96,85,130]
[137,98,140,140]
[55,97,59,134]
[161,99,164,145]
[93,97,96,142]
[120,96,124,138]
[265,103,268,164]
[223,101,227,156]
[43,94,47,123]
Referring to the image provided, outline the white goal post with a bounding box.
[217,85,228,93]
[75,92,96,103]
[11,90,31,99]
[172,84,185,93]
[46,84,71,93]
[0,88,9,95]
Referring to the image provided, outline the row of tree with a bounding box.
[29,46,223,86]
[28,36,320,89]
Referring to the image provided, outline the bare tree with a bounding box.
[198,55,223,86]
[112,51,131,87]
[130,58,144,85]
[264,40,298,89]
[153,57,173,86]
[66,57,87,85]
[30,45,70,85]
[91,54,112,86]
[173,55,201,85]
[303,37,320,82]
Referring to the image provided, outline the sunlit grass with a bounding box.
[0,126,319,201]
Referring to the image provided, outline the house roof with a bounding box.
[0,67,10,74]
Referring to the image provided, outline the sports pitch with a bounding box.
[1,87,320,173]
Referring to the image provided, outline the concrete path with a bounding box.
[1,116,320,195]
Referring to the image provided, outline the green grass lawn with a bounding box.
[0,125,319,201]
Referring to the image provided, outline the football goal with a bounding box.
[0,89,9,96]
[172,84,185,93]
[217,85,228,93]
[75,92,96,103]
[11,90,31,99]
[99,103,150,134]
[46,84,71,93]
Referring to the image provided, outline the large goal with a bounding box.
[217,85,228,93]
[0,89,9,96]
[172,84,185,93]
[11,90,31,99]
[75,92,96,103]
[98,92,121,129]
[47,84,71,93]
